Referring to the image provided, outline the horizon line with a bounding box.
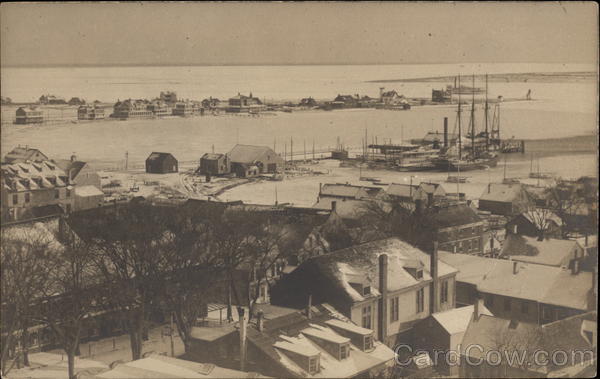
[2,61,595,69]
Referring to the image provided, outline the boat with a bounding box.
[434,74,499,172]
[446,175,468,183]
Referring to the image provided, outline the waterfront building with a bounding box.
[199,153,231,176]
[145,152,178,174]
[2,145,48,164]
[15,107,44,124]
[187,303,395,378]
[112,99,153,119]
[299,97,317,107]
[160,90,177,104]
[271,237,458,348]
[227,93,265,113]
[68,97,86,106]
[331,94,359,109]
[172,101,201,116]
[53,155,102,189]
[318,183,387,201]
[439,252,596,324]
[147,100,171,117]
[77,104,105,120]
[379,90,409,107]
[478,182,532,216]
[228,144,283,177]
[1,160,74,223]
[431,86,452,103]
[202,97,221,110]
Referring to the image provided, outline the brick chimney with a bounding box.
[331,201,337,212]
[257,311,264,332]
[307,294,313,319]
[443,117,448,148]
[513,261,519,275]
[378,254,388,343]
[571,259,580,275]
[237,307,247,371]
[430,241,439,314]
[473,298,484,321]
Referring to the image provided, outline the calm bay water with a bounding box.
[1,63,597,171]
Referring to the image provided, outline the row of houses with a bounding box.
[1,146,104,224]
[328,89,411,110]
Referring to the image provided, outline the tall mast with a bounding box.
[457,75,462,160]
[471,74,476,160]
[484,74,489,151]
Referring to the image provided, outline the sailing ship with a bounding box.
[433,74,499,172]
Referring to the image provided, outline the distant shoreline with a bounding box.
[367,71,597,84]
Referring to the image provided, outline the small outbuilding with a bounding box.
[199,153,231,176]
[228,144,283,177]
[145,152,178,174]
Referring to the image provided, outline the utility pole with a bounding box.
[125,151,129,170]
[485,73,489,151]
[457,75,462,160]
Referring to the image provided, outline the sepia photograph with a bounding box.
[0,2,597,378]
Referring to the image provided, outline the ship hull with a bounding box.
[433,155,498,172]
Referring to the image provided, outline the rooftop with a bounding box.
[500,234,580,267]
[479,183,527,203]
[228,144,277,164]
[431,304,492,335]
[439,252,593,310]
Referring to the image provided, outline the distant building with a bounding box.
[15,107,43,124]
[199,153,231,176]
[172,101,194,116]
[112,99,153,119]
[331,94,359,109]
[159,91,177,104]
[439,252,596,324]
[39,94,66,105]
[358,95,378,108]
[3,146,48,164]
[145,152,178,174]
[77,104,105,120]
[228,144,283,177]
[1,160,74,223]
[68,97,86,106]
[411,131,459,148]
[506,209,563,239]
[201,97,221,110]
[431,86,452,103]
[227,93,265,113]
[478,182,532,216]
[147,100,171,117]
[380,90,409,108]
[271,237,458,348]
[318,183,387,201]
[1,96,12,105]
[299,97,317,107]
[387,182,447,205]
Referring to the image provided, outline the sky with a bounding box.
[1,2,597,66]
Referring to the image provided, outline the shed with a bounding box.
[228,144,283,177]
[199,153,231,176]
[74,185,104,211]
[145,152,178,174]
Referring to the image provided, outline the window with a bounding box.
[441,280,449,304]
[484,294,494,308]
[363,335,373,351]
[66,204,72,213]
[12,194,18,205]
[308,356,319,374]
[521,301,529,314]
[66,188,71,197]
[340,344,350,359]
[416,288,425,313]
[390,297,399,322]
[24,192,30,203]
[415,269,423,279]
[504,298,511,312]
[361,305,372,329]
[55,189,60,199]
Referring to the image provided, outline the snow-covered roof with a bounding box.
[432,304,492,335]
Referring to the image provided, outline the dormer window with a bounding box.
[340,343,350,359]
[363,334,373,351]
[415,269,423,279]
[308,356,319,374]
[362,286,371,296]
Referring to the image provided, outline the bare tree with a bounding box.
[0,226,55,375]
[36,228,102,379]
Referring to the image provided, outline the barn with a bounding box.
[145,152,178,174]
[228,144,283,177]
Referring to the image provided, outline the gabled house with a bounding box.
[439,252,596,324]
[15,107,44,124]
[271,237,458,348]
[331,94,359,109]
[145,152,178,174]
[317,183,386,201]
[430,203,486,255]
[506,208,563,239]
[478,183,532,216]
[386,183,424,203]
[227,93,265,113]
[187,303,396,378]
